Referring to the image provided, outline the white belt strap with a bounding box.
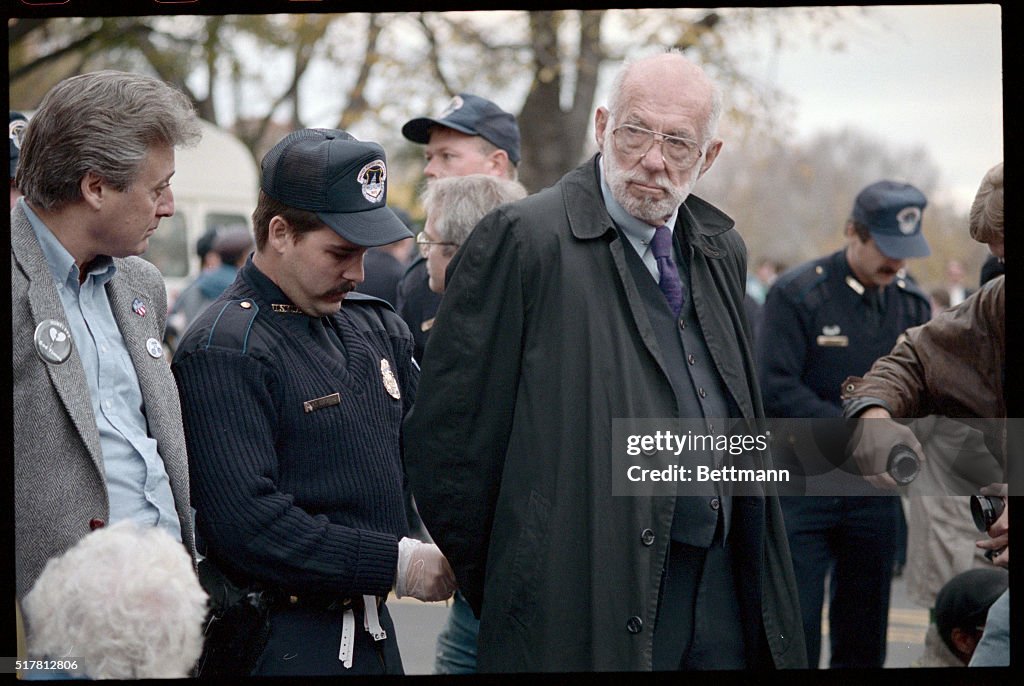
[363,594,387,641]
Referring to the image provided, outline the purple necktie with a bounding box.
[651,225,684,317]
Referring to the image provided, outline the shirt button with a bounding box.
[89,518,105,530]
[640,529,655,546]
[710,497,721,511]
[687,354,696,365]
[626,616,643,634]
[698,388,707,398]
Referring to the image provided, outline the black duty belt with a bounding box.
[273,592,385,612]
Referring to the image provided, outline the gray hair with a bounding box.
[22,521,208,679]
[606,50,723,143]
[969,162,1003,246]
[421,174,528,254]
[16,70,201,211]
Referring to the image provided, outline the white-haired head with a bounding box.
[22,521,208,679]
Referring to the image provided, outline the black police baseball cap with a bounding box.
[10,111,27,179]
[851,180,930,259]
[261,128,413,247]
[402,93,521,165]
[934,567,1008,652]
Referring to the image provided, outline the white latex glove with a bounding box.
[395,537,457,602]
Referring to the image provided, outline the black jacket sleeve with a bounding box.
[402,207,526,614]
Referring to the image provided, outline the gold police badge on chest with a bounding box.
[381,358,401,400]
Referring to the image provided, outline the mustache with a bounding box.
[325,282,357,298]
[623,169,673,191]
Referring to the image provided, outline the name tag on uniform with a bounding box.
[816,335,849,347]
[303,392,341,413]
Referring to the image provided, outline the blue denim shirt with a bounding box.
[23,200,182,542]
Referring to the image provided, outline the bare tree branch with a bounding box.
[337,14,384,130]
[9,26,108,82]
[417,13,455,97]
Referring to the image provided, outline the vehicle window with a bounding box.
[206,213,249,234]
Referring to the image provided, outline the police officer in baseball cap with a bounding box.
[757,179,933,668]
[172,128,455,676]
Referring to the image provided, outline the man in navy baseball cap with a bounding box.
[396,94,522,364]
[851,180,930,259]
[756,176,934,668]
[402,93,521,179]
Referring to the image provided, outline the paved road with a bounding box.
[387,572,932,674]
[388,598,449,676]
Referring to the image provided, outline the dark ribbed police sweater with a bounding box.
[172,259,417,597]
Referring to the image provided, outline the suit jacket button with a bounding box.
[710,497,721,511]
[640,528,655,546]
[89,518,105,530]
[626,616,643,634]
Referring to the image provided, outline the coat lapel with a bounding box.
[107,261,193,550]
[107,270,182,490]
[607,236,674,384]
[11,207,106,481]
[107,277,156,412]
[678,208,756,421]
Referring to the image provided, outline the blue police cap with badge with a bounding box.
[402,93,521,165]
[852,180,930,259]
[260,128,413,248]
[10,111,27,179]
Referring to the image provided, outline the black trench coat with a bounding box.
[404,156,806,672]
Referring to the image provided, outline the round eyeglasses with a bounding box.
[610,124,704,170]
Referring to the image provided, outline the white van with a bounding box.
[141,119,259,305]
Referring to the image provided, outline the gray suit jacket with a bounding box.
[12,203,194,600]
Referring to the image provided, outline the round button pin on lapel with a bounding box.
[146,337,164,359]
[34,319,73,364]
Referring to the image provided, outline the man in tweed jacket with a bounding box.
[12,71,201,600]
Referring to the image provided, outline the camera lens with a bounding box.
[970,494,1005,532]
[887,444,919,485]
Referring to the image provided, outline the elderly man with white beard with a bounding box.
[403,51,806,672]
